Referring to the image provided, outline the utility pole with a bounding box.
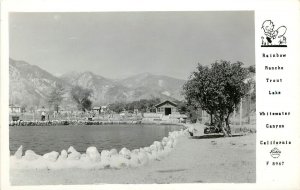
[248,93,251,124]
[239,98,243,127]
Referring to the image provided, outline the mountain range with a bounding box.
[9,58,186,109]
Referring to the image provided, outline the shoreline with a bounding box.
[10,127,188,170]
[9,120,186,127]
[9,123,256,184]
[10,133,256,184]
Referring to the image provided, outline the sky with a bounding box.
[9,11,254,80]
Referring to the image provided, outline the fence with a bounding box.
[198,97,256,126]
[9,111,143,122]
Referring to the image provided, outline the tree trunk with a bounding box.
[216,115,229,137]
[55,104,59,113]
[225,114,232,137]
[220,121,229,137]
[210,113,213,125]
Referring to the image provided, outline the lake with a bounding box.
[9,124,182,155]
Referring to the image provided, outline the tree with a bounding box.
[48,84,64,113]
[186,104,199,123]
[183,64,215,125]
[183,60,249,136]
[248,65,255,73]
[109,102,126,113]
[20,104,27,113]
[70,85,93,112]
[108,98,161,113]
[176,101,188,114]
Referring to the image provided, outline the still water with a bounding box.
[9,124,182,155]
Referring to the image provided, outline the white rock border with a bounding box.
[10,128,190,170]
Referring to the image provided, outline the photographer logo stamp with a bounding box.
[261,20,287,47]
[270,147,281,158]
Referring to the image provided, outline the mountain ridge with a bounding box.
[9,58,186,109]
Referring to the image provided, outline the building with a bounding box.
[155,100,179,116]
[101,106,108,113]
[9,104,21,113]
[92,106,101,114]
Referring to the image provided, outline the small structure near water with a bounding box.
[141,100,187,124]
[155,100,179,116]
[92,107,101,114]
[9,104,21,113]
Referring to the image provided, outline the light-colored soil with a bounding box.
[10,133,256,185]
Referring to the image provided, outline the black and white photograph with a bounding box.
[8,11,256,185]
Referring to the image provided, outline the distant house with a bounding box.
[155,100,179,116]
[92,106,109,114]
[9,104,21,113]
[92,106,101,114]
[101,106,108,113]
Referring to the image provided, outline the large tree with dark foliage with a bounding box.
[70,85,93,112]
[183,60,249,136]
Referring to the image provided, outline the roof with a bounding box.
[9,104,21,108]
[93,107,101,110]
[155,100,177,108]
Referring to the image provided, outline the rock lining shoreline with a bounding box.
[9,120,185,126]
[9,120,142,126]
[10,128,189,170]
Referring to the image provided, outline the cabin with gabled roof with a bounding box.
[155,100,178,116]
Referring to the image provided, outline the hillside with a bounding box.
[9,58,69,108]
[9,59,186,109]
